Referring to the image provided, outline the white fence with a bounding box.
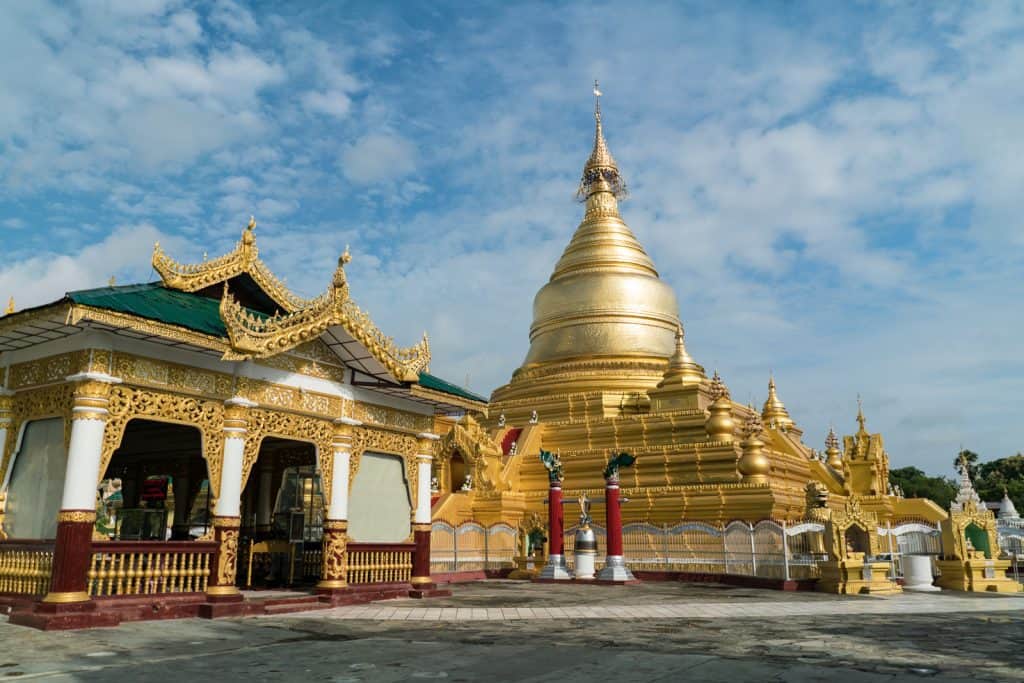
[560,520,826,580]
[431,515,1024,583]
[430,521,517,573]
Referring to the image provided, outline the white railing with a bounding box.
[430,521,517,573]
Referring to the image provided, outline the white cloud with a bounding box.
[209,0,259,36]
[340,133,417,184]
[0,223,183,309]
[302,90,352,118]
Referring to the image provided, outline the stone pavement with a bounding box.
[0,581,1022,682]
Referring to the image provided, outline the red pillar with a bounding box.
[43,511,95,603]
[548,481,564,557]
[596,473,635,582]
[538,478,570,579]
[411,523,432,586]
[605,479,623,557]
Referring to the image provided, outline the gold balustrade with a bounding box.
[88,542,215,597]
[0,543,54,596]
[346,543,412,585]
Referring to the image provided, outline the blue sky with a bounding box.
[1,1,1023,477]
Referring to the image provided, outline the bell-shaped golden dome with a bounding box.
[761,376,795,429]
[521,92,680,371]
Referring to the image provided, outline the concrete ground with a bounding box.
[2,581,1023,682]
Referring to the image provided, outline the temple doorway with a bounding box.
[964,523,991,558]
[844,525,871,556]
[349,452,411,543]
[449,451,467,493]
[238,438,322,588]
[100,419,211,541]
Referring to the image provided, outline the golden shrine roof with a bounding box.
[152,217,310,313]
[151,218,431,383]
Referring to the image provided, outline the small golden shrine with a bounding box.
[817,496,901,595]
[935,459,1021,593]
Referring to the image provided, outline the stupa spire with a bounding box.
[577,80,627,201]
[761,375,794,429]
[656,324,705,387]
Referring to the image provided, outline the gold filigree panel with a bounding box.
[349,402,432,433]
[240,409,335,503]
[100,386,225,497]
[0,384,74,486]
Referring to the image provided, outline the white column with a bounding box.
[214,397,256,518]
[415,432,440,524]
[328,418,361,521]
[60,373,121,510]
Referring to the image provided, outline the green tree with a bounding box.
[889,467,957,510]
[975,453,1024,514]
[955,449,980,480]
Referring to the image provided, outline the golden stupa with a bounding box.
[432,89,943,528]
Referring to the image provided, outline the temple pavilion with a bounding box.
[0,219,484,629]
[431,92,945,531]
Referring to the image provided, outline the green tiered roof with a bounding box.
[66,282,483,404]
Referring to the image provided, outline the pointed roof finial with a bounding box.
[761,374,794,429]
[577,81,626,201]
[856,394,867,433]
[656,323,705,388]
[4,297,14,315]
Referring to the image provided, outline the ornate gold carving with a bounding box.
[1,384,74,487]
[57,510,97,523]
[217,527,240,586]
[437,415,509,494]
[240,409,334,502]
[349,402,432,433]
[153,220,311,312]
[219,255,430,382]
[9,353,75,389]
[321,528,347,583]
[69,305,229,355]
[100,386,225,497]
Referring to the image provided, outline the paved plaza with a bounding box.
[1,581,1023,682]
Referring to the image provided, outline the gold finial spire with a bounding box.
[242,215,257,247]
[825,425,843,469]
[656,324,706,388]
[761,374,794,429]
[4,297,14,315]
[247,215,256,231]
[577,80,626,200]
[856,395,867,434]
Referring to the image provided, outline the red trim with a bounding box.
[500,428,522,455]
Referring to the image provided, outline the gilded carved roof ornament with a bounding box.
[219,248,431,382]
[3,297,13,315]
[824,425,843,470]
[152,215,311,312]
[708,370,730,402]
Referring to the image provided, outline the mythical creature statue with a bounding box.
[539,449,564,484]
[603,451,636,481]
